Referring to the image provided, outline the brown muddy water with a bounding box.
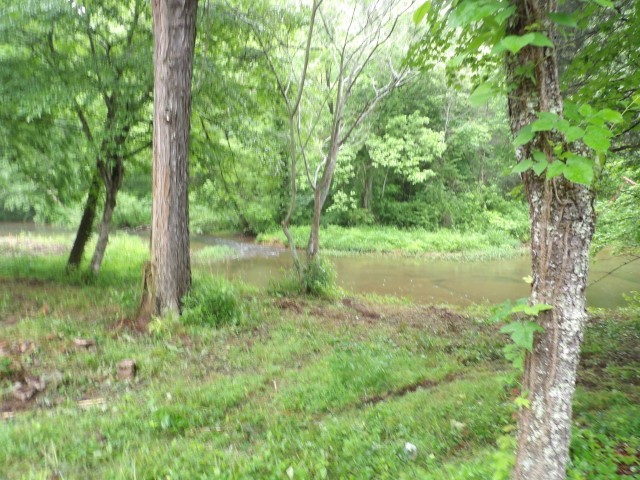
[2,222,639,308]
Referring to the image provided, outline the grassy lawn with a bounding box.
[0,235,638,479]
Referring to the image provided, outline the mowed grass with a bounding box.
[0,233,638,479]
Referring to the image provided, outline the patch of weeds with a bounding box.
[569,428,640,479]
[302,256,338,297]
[181,277,242,328]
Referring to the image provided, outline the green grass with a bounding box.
[192,245,236,263]
[0,239,638,479]
[258,225,525,259]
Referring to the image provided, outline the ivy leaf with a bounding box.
[469,82,495,106]
[413,1,431,24]
[583,125,611,152]
[532,150,547,163]
[565,126,584,143]
[546,161,566,179]
[512,159,534,174]
[564,154,594,185]
[532,161,547,176]
[548,12,578,28]
[514,125,534,146]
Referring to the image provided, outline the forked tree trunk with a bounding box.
[148,0,197,315]
[89,157,124,276]
[505,1,596,478]
[67,169,101,270]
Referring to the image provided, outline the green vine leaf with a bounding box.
[413,1,431,25]
[565,126,584,143]
[514,125,534,146]
[546,161,566,179]
[583,125,612,152]
[563,154,594,185]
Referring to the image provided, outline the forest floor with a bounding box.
[0,236,638,479]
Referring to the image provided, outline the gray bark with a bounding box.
[505,0,596,478]
[89,156,124,276]
[149,0,197,315]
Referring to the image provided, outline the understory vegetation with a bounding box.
[0,242,638,479]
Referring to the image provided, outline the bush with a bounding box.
[181,277,241,327]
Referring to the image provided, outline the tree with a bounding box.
[0,0,153,273]
[148,0,198,315]
[251,0,415,284]
[415,0,619,477]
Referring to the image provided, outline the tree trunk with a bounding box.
[67,169,101,270]
[89,157,124,276]
[362,148,373,211]
[505,1,596,478]
[148,0,197,316]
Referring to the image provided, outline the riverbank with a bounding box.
[0,248,638,478]
[257,225,527,260]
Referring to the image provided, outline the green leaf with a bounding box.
[495,33,535,54]
[512,159,534,174]
[583,125,611,152]
[532,161,547,176]
[548,12,578,28]
[510,303,553,316]
[564,154,594,185]
[514,125,534,146]
[565,126,584,143]
[531,112,560,132]
[413,1,431,24]
[500,320,545,352]
[591,0,614,7]
[546,161,566,179]
[596,108,624,124]
[532,150,547,163]
[578,104,594,118]
[469,82,495,106]
[530,33,554,48]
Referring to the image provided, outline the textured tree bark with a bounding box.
[505,0,596,478]
[89,156,124,276]
[149,0,197,315]
[67,169,101,269]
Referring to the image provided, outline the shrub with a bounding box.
[181,277,241,327]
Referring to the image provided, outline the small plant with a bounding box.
[302,257,337,297]
[181,277,242,327]
[491,297,550,371]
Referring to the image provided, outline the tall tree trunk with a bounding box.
[505,1,596,478]
[67,169,101,269]
[148,0,197,315]
[89,157,124,276]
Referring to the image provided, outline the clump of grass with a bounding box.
[181,277,242,327]
[191,245,236,263]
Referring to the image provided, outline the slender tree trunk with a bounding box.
[89,157,124,276]
[505,1,596,478]
[148,0,197,315]
[362,148,373,211]
[67,169,101,269]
